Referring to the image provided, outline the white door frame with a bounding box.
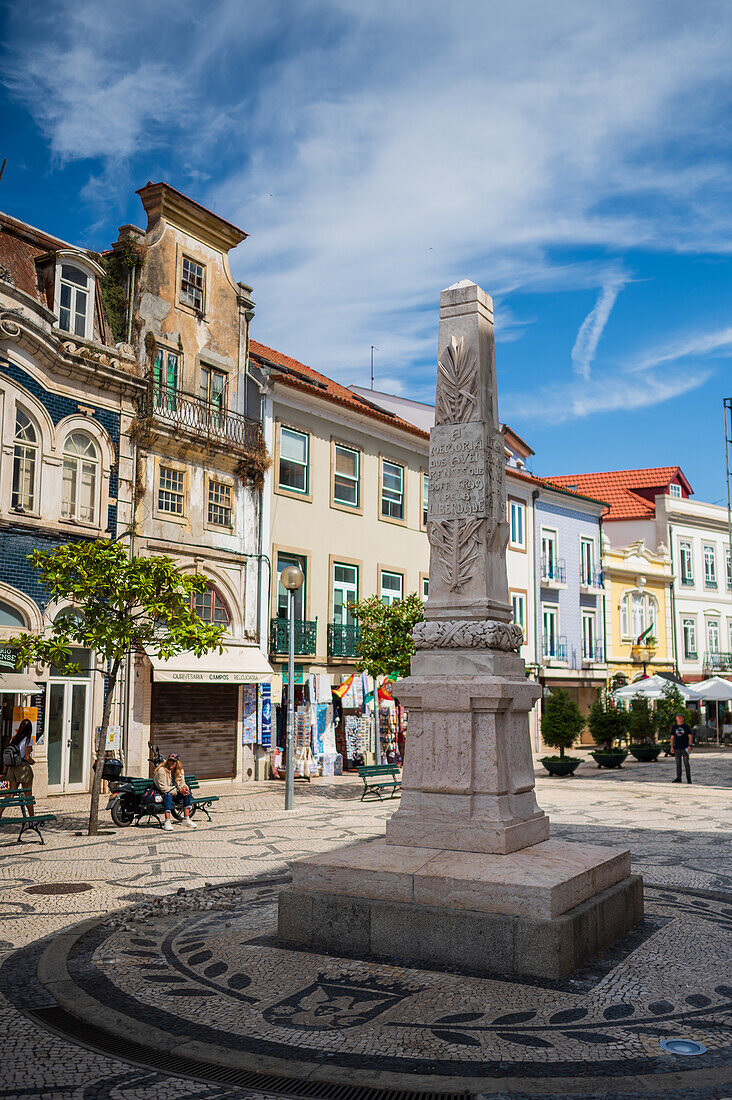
[46,677,92,794]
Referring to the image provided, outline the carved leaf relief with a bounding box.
[435,336,478,424]
[429,517,482,590]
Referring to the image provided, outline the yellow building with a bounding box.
[603,539,675,688]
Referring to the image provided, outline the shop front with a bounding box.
[144,645,273,782]
[0,644,43,782]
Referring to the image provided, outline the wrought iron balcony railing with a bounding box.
[541,558,566,585]
[580,567,604,589]
[542,635,568,662]
[269,617,318,657]
[327,623,361,660]
[582,643,605,663]
[704,651,732,672]
[138,383,263,452]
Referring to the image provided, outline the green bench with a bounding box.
[131,775,220,825]
[357,764,402,802]
[0,789,57,844]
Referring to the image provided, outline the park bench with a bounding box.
[0,789,57,844]
[130,775,220,826]
[357,764,402,802]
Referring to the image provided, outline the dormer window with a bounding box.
[668,482,682,498]
[52,252,102,341]
[181,256,205,312]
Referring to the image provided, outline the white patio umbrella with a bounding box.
[690,676,732,744]
[612,674,700,702]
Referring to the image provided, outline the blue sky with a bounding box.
[3,0,732,501]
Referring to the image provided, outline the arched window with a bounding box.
[58,264,90,338]
[620,591,658,641]
[62,432,98,523]
[191,585,230,625]
[0,599,27,628]
[12,409,38,512]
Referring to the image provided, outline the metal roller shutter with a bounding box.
[151,684,238,779]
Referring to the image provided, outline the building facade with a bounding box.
[0,210,143,796]
[602,539,675,685]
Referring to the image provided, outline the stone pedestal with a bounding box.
[276,280,643,978]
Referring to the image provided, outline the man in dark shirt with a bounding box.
[671,714,692,784]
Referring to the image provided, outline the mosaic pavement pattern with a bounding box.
[0,752,730,1098]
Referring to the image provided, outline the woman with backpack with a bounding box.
[153,752,197,832]
[2,719,35,814]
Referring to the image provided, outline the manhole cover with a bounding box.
[25,884,93,896]
[659,1038,707,1056]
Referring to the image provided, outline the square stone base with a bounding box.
[278,874,644,980]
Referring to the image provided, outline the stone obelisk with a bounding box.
[278,281,643,979]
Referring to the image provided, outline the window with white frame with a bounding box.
[207,479,233,527]
[158,465,185,515]
[668,482,682,498]
[380,570,403,606]
[541,529,558,580]
[333,444,360,508]
[621,591,658,641]
[580,537,595,586]
[422,474,429,528]
[12,409,38,512]
[279,427,309,494]
[682,617,697,660]
[422,576,429,600]
[511,592,526,640]
[703,544,717,588]
[180,256,205,312]
[381,460,405,521]
[58,264,91,338]
[509,499,525,549]
[706,618,720,654]
[679,541,694,586]
[726,546,731,590]
[542,604,558,658]
[61,433,98,523]
[728,618,732,654]
[333,563,358,626]
[582,610,597,660]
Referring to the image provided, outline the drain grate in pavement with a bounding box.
[25,883,93,895]
[31,1005,470,1100]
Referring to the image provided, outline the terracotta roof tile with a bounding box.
[546,466,692,519]
[248,339,429,441]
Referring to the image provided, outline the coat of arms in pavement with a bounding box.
[262,975,417,1030]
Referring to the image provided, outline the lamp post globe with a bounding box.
[281,565,304,591]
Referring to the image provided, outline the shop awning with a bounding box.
[148,646,273,685]
[0,673,41,695]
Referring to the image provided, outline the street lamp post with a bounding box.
[280,565,304,811]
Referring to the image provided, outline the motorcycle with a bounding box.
[105,743,196,827]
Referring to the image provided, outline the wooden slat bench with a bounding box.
[0,790,57,844]
[357,764,401,802]
[131,776,219,825]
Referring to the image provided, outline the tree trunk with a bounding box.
[559,744,565,759]
[88,658,121,836]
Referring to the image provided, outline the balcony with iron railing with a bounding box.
[327,623,361,660]
[269,617,318,657]
[580,567,604,591]
[581,642,605,664]
[541,558,566,587]
[137,382,263,454]
[542,634,568,664]
[703,651,732,673]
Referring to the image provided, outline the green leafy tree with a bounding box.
[540,688,585,759]
[351,593,425,681]
[588,697,629,751]
[654,682,692,739]
[628,693,656,745]
[10,541,226,836]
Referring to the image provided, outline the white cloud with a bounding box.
[630,326,732,373]
[571,274,627,380]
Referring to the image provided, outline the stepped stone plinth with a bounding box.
[277,280,643,979]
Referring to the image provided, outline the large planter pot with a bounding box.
[540,756,581,777]
[629,744,662,762]
[591,750,628,769]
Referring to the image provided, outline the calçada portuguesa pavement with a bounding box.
[0,749,730,1099]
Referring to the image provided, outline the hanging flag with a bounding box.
[333,673,355,699]
[378,683,393,702]
[636,624,655,645]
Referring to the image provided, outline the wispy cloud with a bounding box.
[631,326,732,372]
[571,273,627,380]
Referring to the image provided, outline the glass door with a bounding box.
[333,563,358,627]
[46,680,90,793]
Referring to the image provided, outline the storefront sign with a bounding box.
[12,706,38,741]
[30,689,46,746]
[260,685,272,746]
[155,669,267,683]
[0,646,18,671]
[260,683,272,747]
[241,685,257,744]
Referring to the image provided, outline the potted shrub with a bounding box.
[539,687,585,776]
[628,693,662,761]
[588,697,629,768]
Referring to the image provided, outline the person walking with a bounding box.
[1,719,36,815]
[671,713,693,784]
[153,752,197,831]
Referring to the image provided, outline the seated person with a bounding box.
[153,753,197,831]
